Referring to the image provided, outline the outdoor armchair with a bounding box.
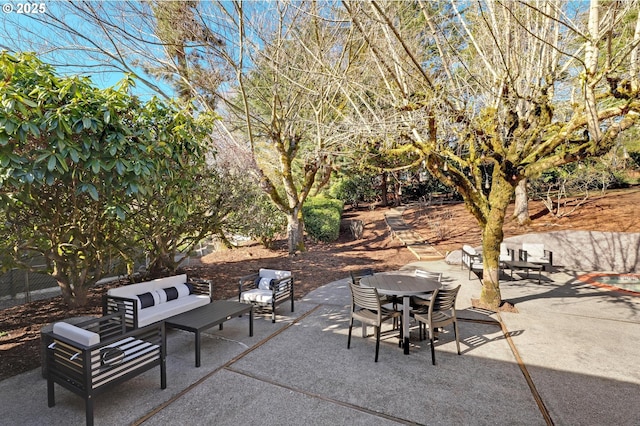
[43,312,166,426]
[461,245,483,279]
[239,268,294,323]
[500,243,515,263]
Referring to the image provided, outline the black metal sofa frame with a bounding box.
[102,276,212,330]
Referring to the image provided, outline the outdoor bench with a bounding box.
[43,312,166,426]
[461,244,483,279]
[103,274,211,329]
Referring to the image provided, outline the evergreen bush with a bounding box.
[302,197,344,242]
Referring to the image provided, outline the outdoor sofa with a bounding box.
[103,274,211,329]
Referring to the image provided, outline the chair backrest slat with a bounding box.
[430,286,460,311]
[350,282,381,311]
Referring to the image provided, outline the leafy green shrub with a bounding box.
[302,197,344,242]
[329,174,378,207]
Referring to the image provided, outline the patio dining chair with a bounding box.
[410,270,443,311]
[351,268,399,327]
[349,268,374,286]
[413,285,461,365]
[347,282,402,362]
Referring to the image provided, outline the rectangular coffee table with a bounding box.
[164,301,253,367]
[502,260,543,284]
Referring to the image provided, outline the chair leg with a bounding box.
[161,356,167,389]
[47,379,55,407]
[347,318,353,349]
[375,326,380,362]
[454,320,461,355]
[429,326,436,365]
[86,396,94,426]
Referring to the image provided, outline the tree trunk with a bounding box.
[57,278,88,308]
[513,179,530,225]
[479,177,514,309]
[380,171,389,206]
[286,209,305,254]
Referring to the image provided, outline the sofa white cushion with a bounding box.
[136,294,210,327]
[107,274,188,299]
[53,322,100,347]
[240,289,273,304]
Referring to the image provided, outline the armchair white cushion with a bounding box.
[52,322,100,347]
[239,269,294,323]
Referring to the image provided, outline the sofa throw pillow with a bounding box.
[258,277,274,290]
[162,286,180,301]
[176,283,192,299]
[136,292,156,309]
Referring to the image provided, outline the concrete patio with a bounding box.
[1,258,639,425]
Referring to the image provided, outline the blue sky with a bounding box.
[1,1,175,98]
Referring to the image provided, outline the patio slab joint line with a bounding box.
[496,312,554,426]
[132,304,323,426]
[225,365,423,426]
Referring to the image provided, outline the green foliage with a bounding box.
[234,187,287,249]
[329,173,378,207]
[0,52,214,306]
[302,196,343,242]
[204,168,286,250]
[530,155,631,198]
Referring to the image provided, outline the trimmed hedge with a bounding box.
[302,196,344,242]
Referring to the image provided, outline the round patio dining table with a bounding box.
[360,271,441,355]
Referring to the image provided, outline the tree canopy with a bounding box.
[0,52,214,306]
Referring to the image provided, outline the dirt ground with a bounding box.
[1,187,639,381]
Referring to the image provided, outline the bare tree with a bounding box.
[2,1,354,254]
[344,0,640,308]
[212,1,354,253]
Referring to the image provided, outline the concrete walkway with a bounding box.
[1,259,639,425]
[384,207,444,261]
